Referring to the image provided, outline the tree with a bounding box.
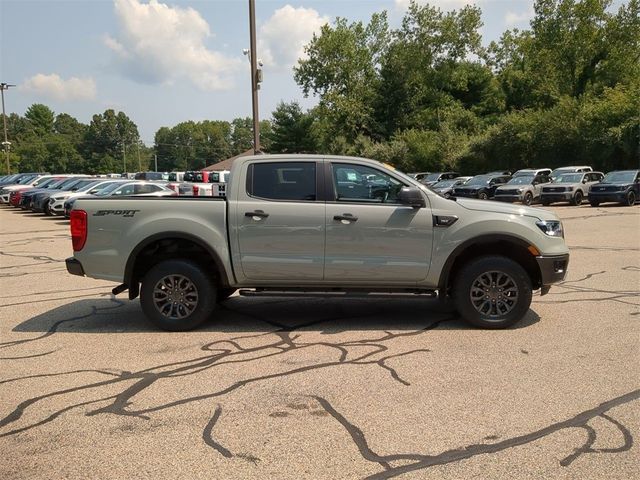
[294,12,389,146]
[84,109,140,172]
[268,102,317,153]
[24,104,55,135]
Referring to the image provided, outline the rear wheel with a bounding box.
[523,192,533,206]
[623,191,636,206]
[140,259,216,331]
[478,191,489,200]
[570,190,583,206]
[453,256,532,329]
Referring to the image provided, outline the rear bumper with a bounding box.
[536,254,569,294]
[66,257,85,277]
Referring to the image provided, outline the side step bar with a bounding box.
[238,289,437,299]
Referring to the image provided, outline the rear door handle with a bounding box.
[333,213,358,222]
[245,210,269,219]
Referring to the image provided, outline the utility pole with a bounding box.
[154,153,158,172]
[248,0,260,154]
[123,143,127,174]
[1,83,16,175]
[136,142,141,172]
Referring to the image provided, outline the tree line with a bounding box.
[4,0,639,175]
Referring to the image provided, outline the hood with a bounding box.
[495,184,528,191]
[456,198,557,221]
[455,185,482,191]
[595,181,632,186]
[543,182,579,188]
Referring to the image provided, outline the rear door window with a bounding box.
[247,162,317,201]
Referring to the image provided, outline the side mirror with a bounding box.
[398,187,426,208]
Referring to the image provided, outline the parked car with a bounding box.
[419,172,460,187]
[540,171,604,206]
[93,181,176,198]
[494,174,551,206]
[192,170,231,197]
[66,154,569,331]
[0,174,52,202]
[588,170,640,207]
[31,177,94,214]
[431,177,472,198]
[549,166,592,181]
[453,174,511,199]
[513,168,552,178]
[134,171,168,181]
[409,172,431,182]
[8,177,64,207]
[48,179,131,216]
[486,170,512,176]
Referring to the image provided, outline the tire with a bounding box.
[570,190,583,206]
[140,259,216,331]
[218,288,237,301]
[523,192,533,206]
[541,199,550,206]
[478,191,489,200]
[444,192,451,199]
[453,255,532,329]
[623,191,636,206]
[590,200,599,207]
[44,202,53,216]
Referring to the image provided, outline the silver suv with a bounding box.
[494,173,551,205]
[541,171,604,206]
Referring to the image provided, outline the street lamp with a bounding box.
[1,82,16,175]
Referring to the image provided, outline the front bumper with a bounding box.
[541,192,572,202]
[49,198,66,214]
[588,192,626,203]
[536,254,569,294]
[495,195,521,202]
[0,193,10,203]
[66,257,85,276]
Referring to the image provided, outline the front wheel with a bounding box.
[570,190,583,206]
[623,191,636,206]
[453,256,532,329]
[589,200,599,207]
[140,259,216,331]
[478,191,489,200]
[523,192,533,206]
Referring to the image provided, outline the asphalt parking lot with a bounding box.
[1,205,638,479]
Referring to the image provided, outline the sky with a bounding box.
[0,0,592,144]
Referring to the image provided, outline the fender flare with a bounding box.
[437,234,539,291]
[124,231,231,293]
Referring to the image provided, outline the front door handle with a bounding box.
[334,213,358,223]
[245,210,269,220]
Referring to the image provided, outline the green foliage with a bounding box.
[268,101,317,153]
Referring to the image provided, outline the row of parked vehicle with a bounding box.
[410,166,640,207]
[0,174,178,218]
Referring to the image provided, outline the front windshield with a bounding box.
[466,176,491,186]
[433,179,456,188]
[95,182,128,196]
[55,178,84,190]
[603,171,636,183]
[550,169,574,178]
[33,178,58,188]
[555,174,583,183]
[424,173,441,182]
[17,175,38,184]
[69,179,97,191]
[506,176,534,185]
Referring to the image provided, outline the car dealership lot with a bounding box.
[1,205,638,479]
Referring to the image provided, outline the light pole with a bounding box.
[248,0,261,154]
[1,83,16,175]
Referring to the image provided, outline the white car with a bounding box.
[49,179,130,215]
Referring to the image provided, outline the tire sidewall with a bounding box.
[626,191,635,206]
[574,191,583,205]
[523,192,533,206]
[453,256,533,329]
[140,259,216,331]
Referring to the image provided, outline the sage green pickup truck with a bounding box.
[66,155,569,331]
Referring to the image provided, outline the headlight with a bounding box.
[517,188,524,193]
[536,220,564,238]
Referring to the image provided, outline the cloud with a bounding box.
[505,7,534,27]
[105,0,241,91]
[395,0,480,10]
[259,5,329,69]
[20,74,97,101]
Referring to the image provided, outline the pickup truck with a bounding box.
[66,155,570,331]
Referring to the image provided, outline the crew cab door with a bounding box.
[324,161,433,282]
[234,160,325,281]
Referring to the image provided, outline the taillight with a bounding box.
[193,185,199,195]
[70,210,88,251]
